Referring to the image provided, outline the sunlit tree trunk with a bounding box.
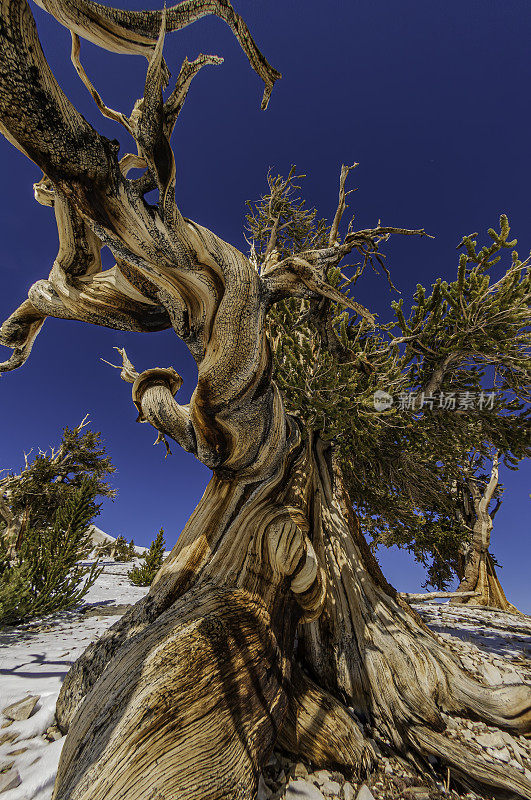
[53,435,531,800]
[452,456,521,614]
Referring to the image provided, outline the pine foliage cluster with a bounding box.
[128,528,166,586]
[0,419,115,552]
[0,480,103,626]
[0,421,115,624]
[246,169,531,589]
[97,535,136,561]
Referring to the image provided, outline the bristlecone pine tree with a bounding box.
[348,230,531,610]
[128,528,166,585]
[450,452,519,611]
[0,479,103,625]
[0,417,115,557]
[98,534,137,561]
[380,449,525,613]
[0,2,529,799]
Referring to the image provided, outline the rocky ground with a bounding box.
[0,562,529,800]
[259,604,531,800]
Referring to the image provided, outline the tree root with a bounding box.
[53,584,296,800]
[298,453,531,799]
[277,663,375,776]
[410,725,531,799]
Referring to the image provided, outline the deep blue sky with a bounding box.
[0,0,529,610]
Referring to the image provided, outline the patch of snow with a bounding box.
[79,560,149,607]
[1,738,65,800]
[284,779,326,799]
[0,561,150,799]
[414,603,531,665]
[1,571,528,800]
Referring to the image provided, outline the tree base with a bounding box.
[452,552,523,615]
[52,451,531,800]
[53,584,295,800]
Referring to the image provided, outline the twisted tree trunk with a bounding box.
[452,456,521,614]
[0,505,24,554]
[0,0,529,797]
[53,433,531,800]
[53,432,372,800]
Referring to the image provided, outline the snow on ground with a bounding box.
[0,561,149,800]
[414,602,531,683]
[80,559,150,607]
[0,569,529,800]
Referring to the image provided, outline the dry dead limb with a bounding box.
[400,590,481,603]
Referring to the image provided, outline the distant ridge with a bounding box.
[87,525,168,556]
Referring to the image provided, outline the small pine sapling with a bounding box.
[110,535,136,561]
[0,479,103,626]
[128,528,166,586]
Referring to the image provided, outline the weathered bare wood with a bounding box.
[452,455,522,614]
[400,590,480,602]
[278,663,375,774]
[298,452,531,795]
[54,435,531,800]
[35,0,281,108]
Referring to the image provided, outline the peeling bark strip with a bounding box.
[0,2,530,799]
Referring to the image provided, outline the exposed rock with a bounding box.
[342,783,355,800]
[6,748,28,756]
[356,786,376,800]
[0,761,14,775]
[476,731,506,749]
[257,774,273,799]
[320,779,342,796]
[293,762,309,779]
[479,662,504,685]
[285,779,326,799]
[312,770,332,786]
[2,694,39,721]
[511,739,529,758]
[497,729,521,748]
[0,732,17,746]
[45,725,63,742]
[0,769,21,793]
[493,747,510,763]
